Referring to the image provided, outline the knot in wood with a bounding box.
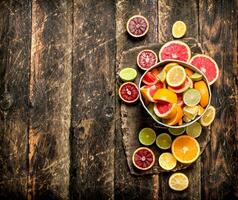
[0,92,13,111]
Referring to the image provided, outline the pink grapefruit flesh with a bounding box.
[142,71,158,86]
[119,82,139,103]
[168,76,190,93]
[126,15,149,37]
[137,49,158,70]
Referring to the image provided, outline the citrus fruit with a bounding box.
[168,127,185,136]
[183,105,198,120]
[163,62,178,72]
[162,105,183,126]
[172,21,187,38]
[147,103,160,120]
[151,67,162,77]
[153,88,177,103]
[139,128,156,146]
[157,70,166,82]
[169,173,189,191]
[142,71,158,86]
[184,67,194,77]
[159,152,177,170]
[154,102,177,119]
[119,82,139,103]
[194,80,209,108]
[137,49,158,70]
[178,118,183,125]
[186,122,202,138]
[200,105,216,126]
[191,72,203,81]
[132,147,155,170]
[126,15,149,38]
[166,65,186,87]
[183,116,192,123]
[197,105,205,115]
[119,67,137,82]
[156,133,172,150]
[168,76,191,93]
[159,40,191,62]
[183,89,201,106]
[190,54,219,85]
[140,85,158,102]
[177,93,184,107]
[171,135,200,164]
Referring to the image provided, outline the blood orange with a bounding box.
[126,15,149,38]
[132,147,155,170]
[119,82,139,103]
[159,40,191,62]
[154,101,177,119]
[137,49,158,70]
[142,71,158,86]
[190,54,219,85]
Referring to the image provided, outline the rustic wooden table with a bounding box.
[0,0,237,200]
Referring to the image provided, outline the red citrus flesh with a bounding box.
[190,54,219,85]
[126,15,149,37]
[137,49,158,70]
[142,71,158,85]
[119,82,139,103]
[132,147,155,170]
[159,41,191,62]
[177,93,184,107]
[155,101,172,114]
[168,76,190,93]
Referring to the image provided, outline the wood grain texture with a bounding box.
[69,1,116,199]
[199,0,238,199]
[29,0,72,199]
[0,0,31,199]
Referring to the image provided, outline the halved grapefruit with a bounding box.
[137,49,158,70]
[154,101,177,119]
[159,40,191,62]
[168,76,191,93]
[142,71,158,86]
[190,54,219,85]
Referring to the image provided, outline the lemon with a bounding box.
[168,127,185,136]
[169,173,189,191]
[139,128,156,146]
[186,122,202,138]
[166,66,186,87]
[159,152,177,170]
[200,106,216,126]
[172,21,187,38]
[156,133,172,150]
[183,105,198,119]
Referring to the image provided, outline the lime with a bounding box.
[183,89,201,106]
[186,122,202,138]
[166,66,186,87]
[139,128,156,146]
[157,70,166,82]
[119,67,137,82]
[172,21,187,39]
[190,72,203,81]
[159,152,177,170]
[200,106,216,126]
[156,133,172,150]
[168,127,185,136]
[169,173,189,191]
[183,106,198,119]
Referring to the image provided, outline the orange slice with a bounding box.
[166,66,186,87]
[184,67,194,77]
[162,105,183,126]
[194,80,209,108]
[153,88,177,104]
[171,135,200,164]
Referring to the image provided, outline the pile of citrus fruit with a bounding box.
[118,15,219,191]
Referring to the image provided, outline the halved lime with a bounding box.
[157,70,166,82]
[139,128,156,146]
[119,67,137,82]
[168,127,185,136]
[183,89,201,106]
[156,133,172,150]
[200,106,216,126]
[191,72,203,81]
[186,122,202,138]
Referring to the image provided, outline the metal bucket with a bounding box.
[139,59,212,129]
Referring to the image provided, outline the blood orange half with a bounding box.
[119,82,139,103]
[190,54,219,85]
[137,49,158,70]
[159,40,191,62]
[132,147,155,170]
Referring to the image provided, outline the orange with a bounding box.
[185,67,194,77]
[197,105,205,115]
[171,135,200,164]
[162,105,183,126]
[153,88,177,104]
[163,63,178,72]
[194,80,209,107]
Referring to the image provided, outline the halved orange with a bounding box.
[153,88,177,103]
[171,135,200,164]
[194,80,209,108]
[162,105,183,126]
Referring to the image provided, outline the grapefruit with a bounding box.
[126,15,149,38]
[132,147,155,170]
[154,102,177,119]
[159,40,191,62]
[137,49,158,70]
[162,105,183,126]
[153,88,177,103]
[119,82,139,103]
[151,67,162,77]
[168,76,191,93]
[194,80,209,108]
[142,71,158,86]
[140,85,158,102]
[190,54,219,85]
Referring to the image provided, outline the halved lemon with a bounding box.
[166,66,186,87]
[159,152,177,170]
[163,63,178,72]
[172,21,187,38]
[169,172,189,191]
[200,105,216,126]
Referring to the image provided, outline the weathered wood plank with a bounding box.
[69,1,116,199]
[0,0,31,199]
[199,0,238,199]
[115,0,159,199]
[29,0,72,199]
[157,1,202,199]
